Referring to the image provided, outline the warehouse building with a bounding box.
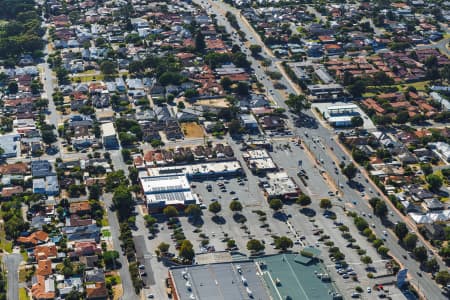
[168,261,270,300]
[140,174,198,212]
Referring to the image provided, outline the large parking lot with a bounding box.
[188,174,292,254]
[135,138,407,300]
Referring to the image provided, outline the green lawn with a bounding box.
[396,81,430,91]
[19,287,28,300]
[21,250,28,262]
[365,81,430,98]
[0,223,12,253]
[106,274,121,285]
[362,92,377,98]
[71,74,104,83]
[102,229,111,237]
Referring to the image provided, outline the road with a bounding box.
[102,192,136,300]
[4,253,22,300]
[39,27,64,158]
[201,1,446,298]
[102,149,138,300]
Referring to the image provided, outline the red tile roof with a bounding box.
[86,282,108,299]
[37,259,52,276]
[34,244,58,260]
[31,275,56,300]
[16,231,49,245]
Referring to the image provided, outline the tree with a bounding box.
[62,258,74,277]
[100,60,117,76]
[103,250,119,268]
[435,271,450,286]
[395,111,409,124]
[42,130,56,144]
[420,163,433,176]
[425,258,439,273]
[319,198,332,210]
[227,239,236,248]
[285,94,309,114]
[177,101,185,109]
[348,80,366,98]
[144,215,157,227]
[209,202,221,215]
[343,163,357,180]
[369,197,380,208]
[112,185,133,221]
[106,171,127,192]
[229,200,243,212]
[179,240,195,261]
[163,206,179,218]
[275,236,293,251]
[128,61,144,74]
[394,222,408,240]
[220,77,232,90]
[65,290,83,300]
[269,199,283,211]
[351,116,363,127]
[195,32,206,53]
[157,242,170,254]
[249,44,262,56]
[354,216,369,231]
[159,71,184,86]
[88,184,102,200]
[374,201,388,218]
[184,88,199,99]
[402,233,418,250]
[377,246,389,257]
[247,239,265,252]
[235,82,249,96]
[426,174,443,191]
[361,255,373,266]
[297,194,311,206]
[184,204,202,220]
[413,246,428,263]
[228,119,242,135]
[7,81,18,94]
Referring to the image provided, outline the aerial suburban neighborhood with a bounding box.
[0,0,449,299]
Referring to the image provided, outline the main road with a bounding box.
[200,0,446,298]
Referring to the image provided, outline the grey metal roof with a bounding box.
[170,261,270,300]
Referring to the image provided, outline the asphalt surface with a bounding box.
[4,253,22,300]
[102,193,136,300]
[197,1,446,298]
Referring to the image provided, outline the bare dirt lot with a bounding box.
[181,122,205,138]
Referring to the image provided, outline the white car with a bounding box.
[367,287,371,293]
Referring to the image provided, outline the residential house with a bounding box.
[33,176,59,196]
[16,231,49,247]
[31,160,53,177]
[69,201,92,216]
[86,282,108,300]
[62,224,100,242]
[31,275,56,300]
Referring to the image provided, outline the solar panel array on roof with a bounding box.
[154,192,187,201]
[151,185,183,193]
